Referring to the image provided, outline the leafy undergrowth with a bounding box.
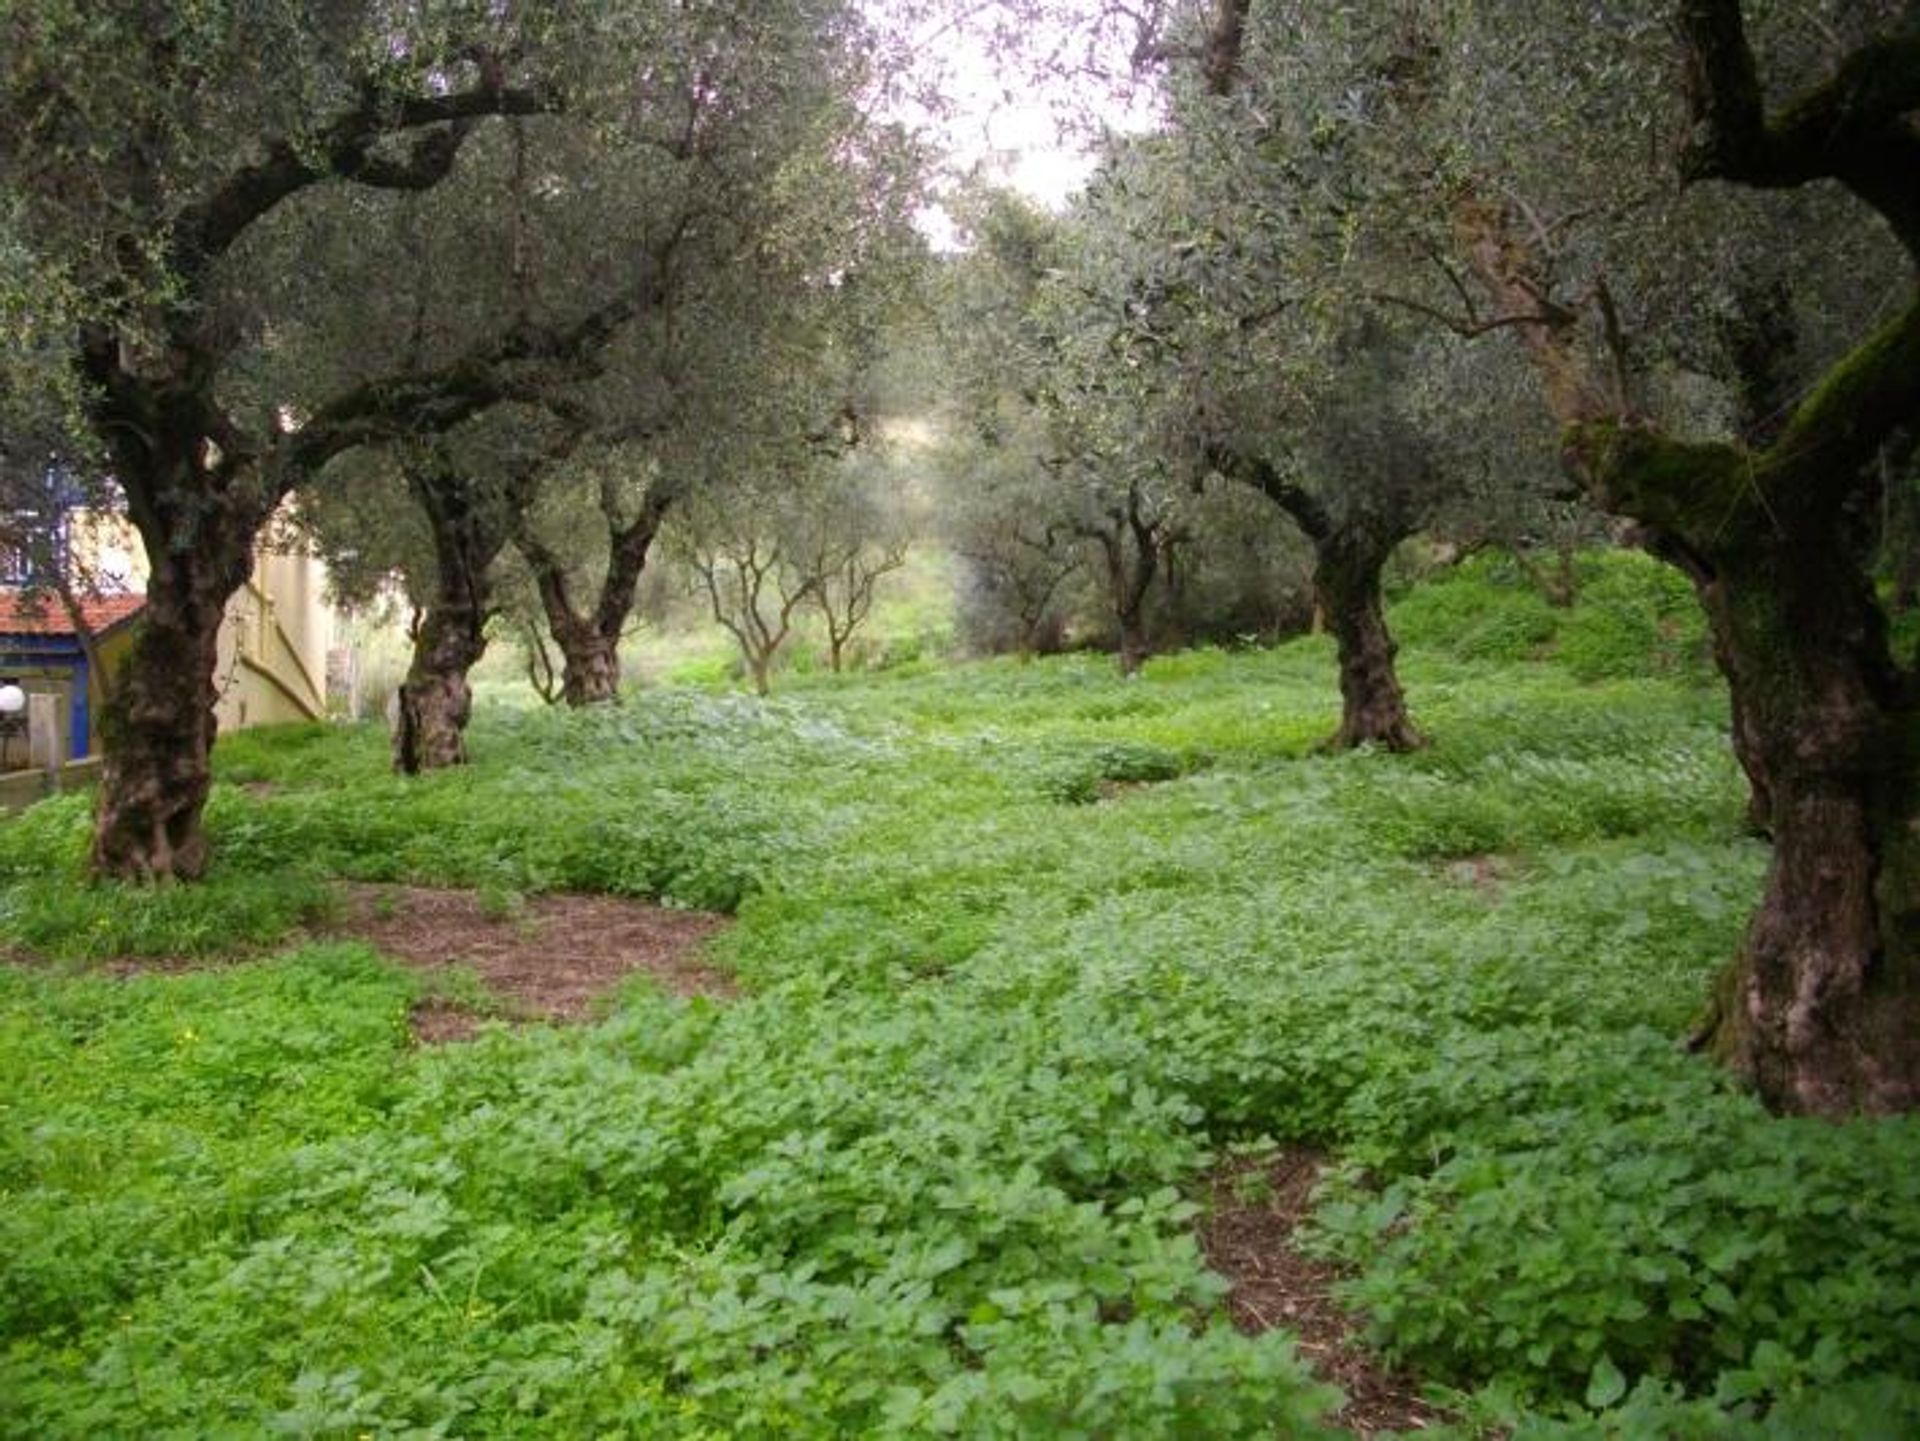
[3,595,1917,1436]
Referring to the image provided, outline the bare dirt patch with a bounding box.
[1437,853,1512,899]
[1199,1150,1444,1438]
[328,884,732,1042]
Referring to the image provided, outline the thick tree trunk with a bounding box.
[393,446,511,773]
[1454,7,1920,1110]
[393,602,487,774]
[1695,545,1920,1114]
[557,625,621,706]
[1314,539,1423,751]
[91,527,253,882]
[520,504,670,709]
[1632,527,1773,832]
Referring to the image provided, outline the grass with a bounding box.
[1,565,1916,1437]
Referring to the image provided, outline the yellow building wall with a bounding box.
[214,543,334,732]
[73,506,338,733]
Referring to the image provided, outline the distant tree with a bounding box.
[674,480,821,697]
[937,188,1201,673]
[942,450,1085,658]
[1205,330,1449,750]
[506,118,924,706]
[800,470,913,674]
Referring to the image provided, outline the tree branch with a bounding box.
[1206,445,1335,541]
[1761,297,1920,501]
[1369,290,1568,338]
[1679,2,1920,256]
[174,78,561,283]
[285,270,658,480]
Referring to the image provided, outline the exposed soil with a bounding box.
[408,994,487,1045]
[1199,1150,1444,1438]
[28,884,732,1044]
[325,884,733,1042]
[1437,852,1512,899]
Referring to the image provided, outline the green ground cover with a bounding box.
[2,562,1917,1437]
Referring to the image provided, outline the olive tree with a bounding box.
[0,4,687,877]
[1185,0,1920,1113]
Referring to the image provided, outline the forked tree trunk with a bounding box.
[393,602,488,774]
[1314,537,1424,751]
[747,654,772,697]
[91,521,255,882]
[1689,527,1920,1114]
[519,501,673,709]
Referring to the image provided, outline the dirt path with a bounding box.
[1199,1150,1444,1437]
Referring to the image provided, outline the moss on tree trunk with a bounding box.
[1578,416,1920,1115]
[1692,542,1920,1113]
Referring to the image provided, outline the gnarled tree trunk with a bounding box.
[1314,535,1423,751]
[91,502,257,882]
[394,602,487,774]
[390,442,538,773]
[555,623,621,706]
[1688,512,1920,1114]
[1209,448,1424,751]
[517,483,677,708]
[1460,102,1920,1112]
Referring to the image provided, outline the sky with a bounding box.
[869,2,1160,250]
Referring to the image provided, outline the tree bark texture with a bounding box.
[89,533,250,881]
[1690,509,1919,1115]
[393,603,487,774]
[1209,448,1424,751]
[517,483,676,707]
[1314,537,1424,751]
[1561,396,1920,1115]
[557,625,622,706]
[390,445,530,773]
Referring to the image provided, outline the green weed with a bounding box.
[0,564,1910,1436]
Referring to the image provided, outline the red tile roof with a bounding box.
[0,590,146,636]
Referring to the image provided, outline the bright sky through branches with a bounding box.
[865,1,1161,249]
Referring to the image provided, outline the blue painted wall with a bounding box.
[0,636,91,759]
